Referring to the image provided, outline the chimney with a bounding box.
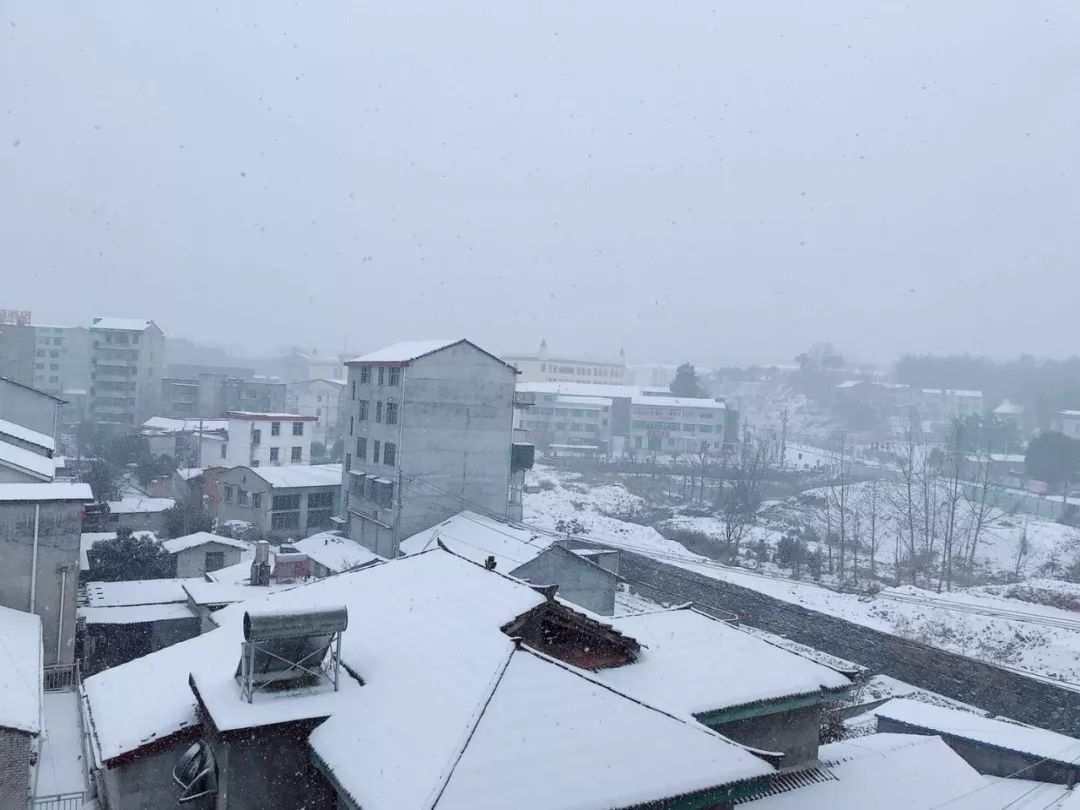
[484,555,497,571]
[250,540,271,586]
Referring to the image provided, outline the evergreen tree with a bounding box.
[670,363,707,398]
[88,528,174,581]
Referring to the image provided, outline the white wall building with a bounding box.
[513,392,613,453]
[285,379,346,445]
[31,325,90,399]
[88,318,165,428]
[629,394,727,454]
[502,340,628,386]
[342,338,517,558]
[222,412,316,468]
[1056,410,1080,440]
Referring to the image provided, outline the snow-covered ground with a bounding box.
[523,465,1080,684]
[35,690,87,797]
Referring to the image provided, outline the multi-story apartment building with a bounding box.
[222,411,316,468]
[503,339,628,385]
[31,325,90,397]
[629,394,728,454]
[160,373,286,418]
[88,318,165,428]
[514,392,614,453]
[0,322,35,385]
[286,378,346,445]
[342,339,517,558]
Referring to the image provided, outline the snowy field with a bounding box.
[523,465,1080,684]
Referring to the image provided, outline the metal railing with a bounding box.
[32,793,87,810]
[43,662,80,692]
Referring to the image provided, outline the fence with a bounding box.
[43,662,79,692]
[32,793,87,810]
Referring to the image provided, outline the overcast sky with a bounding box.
[3,1,1078,366]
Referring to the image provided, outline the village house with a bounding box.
[141,416,229,467]
[286,378,347,445]
[342,339,519,558]
[161,531,249,577]
[222,411,317,468]
[216,464,342,541]
[103,495,175,534]
[0,416,56,482]
[285,531,381,577]
[400,510,622,615]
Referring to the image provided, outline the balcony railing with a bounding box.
[33,793,87,810]
[44,662,79,692]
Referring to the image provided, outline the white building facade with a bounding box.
[88,318,165,428]
[342,339,517,558]
[285,379,346,445]
[502,340,628,386]
[222,412,316,468]
[629,395,727,454]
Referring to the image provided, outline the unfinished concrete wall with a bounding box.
[0,378,59,437]
[512,547,617,615]
[100,736,195,810]
[0,501,81,664]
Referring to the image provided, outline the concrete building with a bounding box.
[629,394,729,454]
[0,322,35,386]
[161,531,249,577]
[0,606,41,809]
[342,339,517,558]
[0,482,93,664]
[160,373,287,419]
[142,416,229,467]
[31,325,91,399]
[514,392,614,454]
[89,318,165,429]
[102,496,175,534]
[217,464,342,541]
[286,378,346,446]
[1056,410,1080,440]
[0,376,65,440]
[223,411,316,468]
[401,510,621,614]
[502,339,628,386]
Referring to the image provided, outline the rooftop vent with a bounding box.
[236,604,348,702]
[250,540,271,586]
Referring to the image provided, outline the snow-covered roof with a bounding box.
[994,399,1025,415]
[1059,410,1080,418]
[631,394,724,409]
[598,608,851,718]
[347,339,461,364]
[91,317,157,332]
[79,530,156,570]
[106,496,174,514]
[835,380,863,389]
[744,733,1059,809]
[84,579,197,608]
[430,649,772,810]
[142,417,228,434]
[288,531,381,573]
[874,698,1080,764]
[0,606,42,734]
[224,411,315,421]
[400,510,554,572]
[181,580,293,607]
[78,603,197,625]
[245,463,342,489]
[517,381,640,399]
[85,549,773,808]
[0,440,55,480]
[0,418,54,451]
[950,389,984,398]
[161,531,249,555]
[0,481,91,502]
[554,394,612,407]
[175,467,209,481]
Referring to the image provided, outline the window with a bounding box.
[220,444,227,459]
[269,447,279,462]
[345,452,352,470]
[317,394,323,403]
[358,400,369,420]
[252,429,261,446]
[383,442,396,466]
[252,493,262,508]
[388,367,401,386]
[356,437,367,459]
[291,446,302,462]
[36,350,44,357]
[49,350,59,358]
[350,416,354,435]
[238,489,249,505]
[204,551,225,572]
[224,485,234,502]
[378,367,385,385]
[271,421,281,436]
[386,401,399,424]
[309,491,334,508]
[376,401,383,422]
[373,440,381,464]
[351,381,356,400]
[49,364,58,370]
[272,494,301,510]
[292,421,304,436]
[271,511,300,529]
[49,376,59,383]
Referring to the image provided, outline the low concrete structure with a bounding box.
[0,606,42,809]
[161,531,248,577]
[104,496,175,534]
[0,375,64,441]
[217,464,342,541]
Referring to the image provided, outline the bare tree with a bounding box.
[779,407,790,468]
[937,418,965,593]
[828,433,850,577]
[867,477,880,579]
[715,439,770,562]
[962,440,1006,572]
[890,421,920,585]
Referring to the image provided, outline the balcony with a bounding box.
[32,664,91,809]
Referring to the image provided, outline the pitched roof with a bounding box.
[0,440,55,481]
[0,606,42,734]
[873,698,1080,765]
[346,338,517,371]
[0,482,91,502]
[78,603,197,625]
[90,317,158,332]
[84,578,197,608]
[0,375,67,403]
[288,531,381,573]
[142,417,228,434]
[0,418,55,452]
[161,531,249,554]
[400,510,555,571]
[597,608,852,719]
[106,496,174,514]
[240,463,342,489]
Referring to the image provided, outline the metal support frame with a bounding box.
[238,628,344,703]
